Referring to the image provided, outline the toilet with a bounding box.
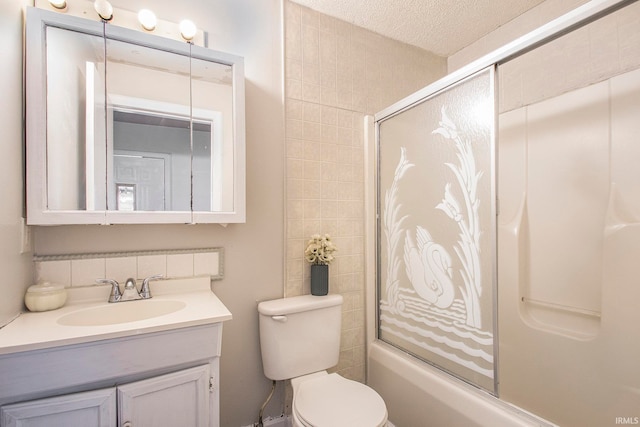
[258,294,388,427]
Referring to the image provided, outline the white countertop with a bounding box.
[0,276,232,355]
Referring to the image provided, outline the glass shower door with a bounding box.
[377,66,497,392]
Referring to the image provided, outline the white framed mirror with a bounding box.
[25,7,245,225]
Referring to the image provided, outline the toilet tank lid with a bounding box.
[258,294,343,316]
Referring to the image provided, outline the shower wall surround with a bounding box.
[283,1,446,382]
[497,64,640,427]
[423,1,640,392]
[442,1,640,425]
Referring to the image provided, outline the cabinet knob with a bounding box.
[123,422,132,427]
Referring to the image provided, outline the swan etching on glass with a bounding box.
[404,226,455,309]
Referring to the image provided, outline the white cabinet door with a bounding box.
[118,365,210,427]
[0,388,116,427]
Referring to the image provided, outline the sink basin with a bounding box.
[57,300,186,327]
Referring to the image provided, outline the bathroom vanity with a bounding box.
[0,277,231,427]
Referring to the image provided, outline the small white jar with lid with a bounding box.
[24,282,68,312]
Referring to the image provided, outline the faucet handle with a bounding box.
[97,278,121,303]
[140,274,164,299]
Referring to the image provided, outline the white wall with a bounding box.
[0,0,33,327]
[7,1,286,426]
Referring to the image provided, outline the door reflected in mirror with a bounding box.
[106,38,191,213]
[110,110,215,212]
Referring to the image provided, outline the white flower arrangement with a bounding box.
[304,234,337,265]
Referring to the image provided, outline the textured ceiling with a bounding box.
[290,0,546,56]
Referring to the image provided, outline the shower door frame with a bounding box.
[369,0,638,395]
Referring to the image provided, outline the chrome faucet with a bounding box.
[97,274,164,303]
[97,278,122,303]
[140,274,163,299]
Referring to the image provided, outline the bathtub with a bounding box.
[367,341,555,427]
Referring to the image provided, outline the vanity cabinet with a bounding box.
[0,389,116,427]
[0,278,230,427]
[1,365,211,427]
[118,365,211,426]
[0,324,224,427]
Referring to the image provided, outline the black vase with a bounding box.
[310,264,329,296]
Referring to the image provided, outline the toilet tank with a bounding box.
[258,294,343,381]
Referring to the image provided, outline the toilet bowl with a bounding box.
[258,295,388,426]
[291,371,387,427]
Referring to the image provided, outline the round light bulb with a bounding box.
[94,0,113,21]
[49,0,67,9]
[179,19,197,41]
[137,9,157,31]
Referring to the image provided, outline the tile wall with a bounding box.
[283,1,446,382]
[34,248,223,287]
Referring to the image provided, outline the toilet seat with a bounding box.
[293,373,387,427]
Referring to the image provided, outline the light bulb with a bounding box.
[138,9,157,31]
[179,19,197,41]
[94,0,113,21]
[48,0,67,9]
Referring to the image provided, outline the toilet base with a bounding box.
[290,371,388,427]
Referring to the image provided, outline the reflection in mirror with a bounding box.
[116,183,135,210]
[192,119,213,211]
[105,38,191,212]
[190,55,234,212]
[111,111,213,211]
[46,26,106,211]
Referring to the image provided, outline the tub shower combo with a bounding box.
[366,1,640,426]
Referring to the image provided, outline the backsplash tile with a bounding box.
[137,254,167,278]
[167,254,195,277]
[194,252,220,277]
[71,258,105,287]
[35,260,71,286]
[105,257,137,284]
[34,248,223,287]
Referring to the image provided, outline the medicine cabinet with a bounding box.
[25,7,245,224]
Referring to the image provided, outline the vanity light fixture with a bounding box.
[137,9,157,31]
[179,19,197,41]
[48,0,67,10]
[94,0,113,21]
